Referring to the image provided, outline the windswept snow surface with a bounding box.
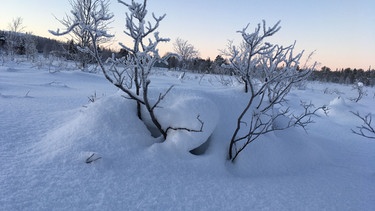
[1,60,374,210]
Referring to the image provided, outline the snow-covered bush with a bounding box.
[50,0,203,140]
[224,20,326,162]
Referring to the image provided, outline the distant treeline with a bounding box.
[309,66,375,86]
[0,30,116,62]
[1,30,374,86]
[0,30,229,73]
[155,55,230,75]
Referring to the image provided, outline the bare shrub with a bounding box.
[50,0,203,140]
[224,20,326,162]
[349,81,367,102]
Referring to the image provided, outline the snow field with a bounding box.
[1,62,375,210]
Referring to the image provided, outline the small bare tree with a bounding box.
[8,17,26,33]
[224,20,327,162]
[173,37,199,70]
[111,0,203,139]
[351,111,375,139]
[6,17,26,60]
[50,0,203,139]
[52,0,113,70]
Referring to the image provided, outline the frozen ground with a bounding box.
[1,59,374,210]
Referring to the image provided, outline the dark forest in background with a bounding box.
[1,30,374,86]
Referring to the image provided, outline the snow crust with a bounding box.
[1,61,374,210]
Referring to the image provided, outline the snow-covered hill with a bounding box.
[1,60,374,210]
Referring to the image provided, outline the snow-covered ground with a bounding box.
[1,59,374,210]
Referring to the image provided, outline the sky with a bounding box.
[1,0,374,70]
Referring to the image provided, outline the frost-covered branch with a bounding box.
[351,111,375,139]
[292,102,328,130]
[109,0,196,141]
[222,20,282,93]
[49,22,79,37]
[229,101,327,162]
[225,20,322,162]
[50,0,114,69]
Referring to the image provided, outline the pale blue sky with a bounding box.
[1,0,374,70]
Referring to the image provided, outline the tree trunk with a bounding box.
[134,67,142,120]
[143,81,167,139]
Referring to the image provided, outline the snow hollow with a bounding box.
[1,60,374,210]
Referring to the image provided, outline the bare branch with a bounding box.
[151,85,174,111]
[349,82,367,103]
[85,153,102,163]
[350,111,375,139]
[8,17,26,33]
[229,102,327,162]
[165,115,204,134]
[291,102,328,131]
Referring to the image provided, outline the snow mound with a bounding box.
[158,92,219,153]
[231,129,330,177]
[327,96,352,117]
[32,94,154,165]
[329,96,346,107]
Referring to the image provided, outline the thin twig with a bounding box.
[85,153,102,164]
